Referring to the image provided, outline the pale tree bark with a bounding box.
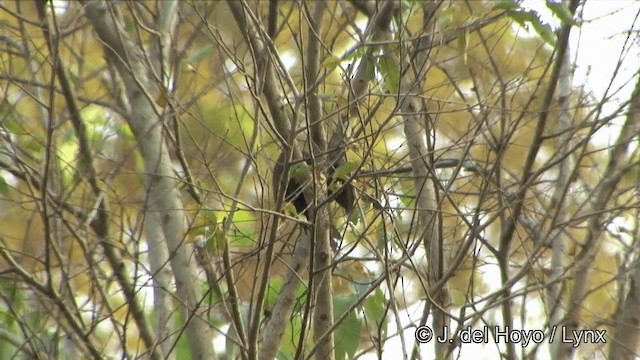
[374,1,449,359]
[83,2,216,359]
[144,212,175,357]
[146,1,179,357]
[546,2,575,356]
[259,226,312,360]
[35,1,162,358]
[402,102,446,360]
[348,2,450,359]
[552,60,640,360]
[302,3,335,360]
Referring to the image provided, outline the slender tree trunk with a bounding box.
[83,2,216,358]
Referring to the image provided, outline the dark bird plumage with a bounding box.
[273,152,310,217]
[273,151,355,219]
[327,158,356,214]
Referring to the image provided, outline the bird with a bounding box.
[272,150,355,219]
[272,151,308,217]
[327,157,356,214]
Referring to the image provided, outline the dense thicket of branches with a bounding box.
[1,1,639,359]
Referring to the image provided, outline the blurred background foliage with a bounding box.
[0,0,637,358]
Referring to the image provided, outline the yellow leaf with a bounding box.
[322,55,341,69]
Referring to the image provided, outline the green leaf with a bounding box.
[348,205,364,226]
[277,316,302,360]
[437,6,455,29]
[265,278,306,310]
[230,228,255,247]
[530,17,556,45]
[507,10,556,45]
[323,48,366,71]
[378,56,400,93]
[398,178,416,207]
[546,1,575,25]
[289,163,310,179]
[265,278,283,310]
[492,0,520,12]
[205,225,226,253]
[187,44,214,64]
[123,16,135,33]
[343,48,366,63]
[363,288,385,323]
[68,70,81,87]
[0,176,9,195]
[506,9,534,28]
[363,288,389,342]
[334,293,362,360]
[457,29,469,64]
[365,58,376,83]
[322,55,342,70]
[201,281,223,307]
[174,312,192,359]
[333,161,361,180]
[375,225,387,251]
[314,92,339,101]
[203,209,218,226]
